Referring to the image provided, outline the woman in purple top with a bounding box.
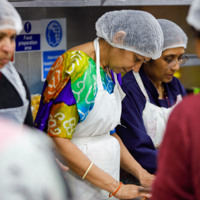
[116,19,188,182]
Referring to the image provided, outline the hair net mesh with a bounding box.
[157,19,188,51]
[187,0,200,31]
[95,10,164,60]
[0,0,22,34]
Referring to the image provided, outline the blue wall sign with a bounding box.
[42,50,65,80]
[24,22,32,33]
[16,34,40,51]
[46,20,62,47]
[41,18,66,81]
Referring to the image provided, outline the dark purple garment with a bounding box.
[34,79,76,131]
[116,67,187,174]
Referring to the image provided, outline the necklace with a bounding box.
[162,84,170,107]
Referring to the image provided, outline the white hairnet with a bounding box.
[0,0,22,34]
[187,0,200,31]
[157,19,188,51]
[95,10,164,60]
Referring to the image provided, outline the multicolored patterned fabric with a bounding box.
[35,50,120,139]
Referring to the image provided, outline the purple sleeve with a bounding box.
[34,80,76,131]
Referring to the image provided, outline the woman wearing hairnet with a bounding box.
[116,19,188,180]
[35,10,163,199]
[151,0,200,199]
[0,0,33,126]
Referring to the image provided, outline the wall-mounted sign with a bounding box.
[15,20,41,52]
[41,18,66,81]
[42,50,65,80]
[15,18,66,81]
[46,20,63,47]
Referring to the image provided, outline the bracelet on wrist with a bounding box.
[109,182,122,198]
[82,162,93,179]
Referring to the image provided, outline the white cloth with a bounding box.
[133,72,182,147]
[0,118,72,200]
[0,62,29,125]
[66,38,125,200]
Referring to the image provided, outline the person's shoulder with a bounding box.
[122,71,134,81]
[47,50,94,84]
[64,50,93,67]
[63,50,95,79]
[174,94,200,114]
[122,71,146,103]
[182,94,200,105]
[122,71,137,90]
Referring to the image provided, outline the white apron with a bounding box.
[65,38,126,200]
[0,62,29,125]
[133,72,182,147]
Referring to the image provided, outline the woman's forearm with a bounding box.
[53,136,152,199]
[112,133,154,187]
[112,133,144,178]
[53,137,119,193]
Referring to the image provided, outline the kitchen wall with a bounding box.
[14,5,199,94]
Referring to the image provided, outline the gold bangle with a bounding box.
[82,162,93,179]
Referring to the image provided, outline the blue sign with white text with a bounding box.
[16,34,40,51]
[43,50,65,80]
[46,20,62,47]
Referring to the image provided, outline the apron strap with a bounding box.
[94,38,103,90]
[94,38,119,89]
[133,71,150,102]
[113,73,119,85]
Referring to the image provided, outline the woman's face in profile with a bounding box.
[107,47,150,74]
[0,28,16,69]
[144,47,185,83]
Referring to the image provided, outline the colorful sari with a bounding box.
[34,50,121,139]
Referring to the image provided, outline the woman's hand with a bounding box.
[111,134,155,188]
[114,183,151,199]
[138,169,155,188]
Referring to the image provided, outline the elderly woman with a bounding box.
[0,0,33,126]
[116,19,188,181]
[35,10,163,200]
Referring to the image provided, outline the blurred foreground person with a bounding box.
[151,0,200,199]
[0,0,33,126]
[0,117,73,200]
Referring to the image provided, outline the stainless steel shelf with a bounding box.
[10,0,100,7]
[10,0,193,7]
[100,0,192,6]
